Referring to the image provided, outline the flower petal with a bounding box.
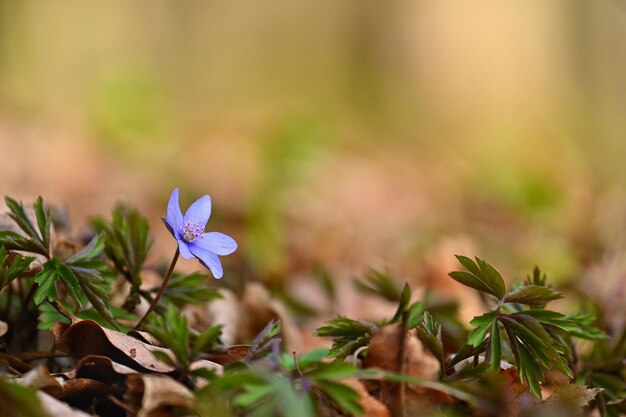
[194,232,237,256]
[178,239,194,259]
[184,195,212,227]
[166,188,184,233]
[189,243,223,278]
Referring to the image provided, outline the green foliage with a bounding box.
[34,235,116,327]
[416,311,444,365]
[0,196,51,257]
[503,285,563,307]
[159,272,221,307]
[315,317,379,357]
[92,205,152,287]
[450,257,606,399]
[449,256,506,300]
[0,246,34,289]
[353,269,404,302]
[144,304,223,377]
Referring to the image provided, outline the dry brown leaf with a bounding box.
[545,383,602,409]
[37,391,93,417]
[0,352,32,374]
[497,367,536,417]
[189,359,224,388]
[52,319,176,373]
[364,324,439,378]
[64,355,138,384]
[342,378,391,417]
[126,374,194,417]
[0,320,8,337]
[206,344,251,365]
[363,323,441,416]
[15,365,61,391]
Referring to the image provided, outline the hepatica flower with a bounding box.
[163,188,237,278]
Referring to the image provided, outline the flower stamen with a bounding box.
[181,221,204,243]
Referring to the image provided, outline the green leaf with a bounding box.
[315,379,363,415]
[521,310,606,340]
[416,311,444,365]
[5,197,40,242]
[449,256,506,299]
[4,196,49,256]
[353,269,403,302]
[145,304,192,369]
[489,319,501,371]
[468,311,497,347]
[158,272,221,307]
[406,301,425,329]
[33,266,57,305]
[390,283,412,323]
[91,205,152,287]
[191,325,223,358]
[33,196,51,251]
[306,360,360,381]
[66,234,105,263]
[524,266,548,286]
[34,259,94,308]
[503,285,562,307]
[315,317,378,357]
[517,342,544,399]
[0,231,46,255]
[0,246,35,289]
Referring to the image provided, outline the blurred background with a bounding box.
[1,0,626,303]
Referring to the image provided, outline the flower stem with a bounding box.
[134,248,179,331]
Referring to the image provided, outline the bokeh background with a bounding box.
[1,1,626,302]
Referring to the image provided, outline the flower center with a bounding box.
[181,221,204,243]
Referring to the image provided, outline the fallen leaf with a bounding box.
[0,352,32,374]
[545,383,602,409]
[14,365,61,391]
[52,319,176,373]
[126,374,194,417]
[342,378,391,417]
[37,391,92,417]
[64,355,138,384]
[0,320,8,337]
[363,323,441,416]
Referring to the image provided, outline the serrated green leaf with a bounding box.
[34,267,57,304]
[0,246,34,289]
[468,311,497,347]
[0,231,47,256]
[503,285,562,306]
[416,311,444,365]
[517,343,544,399]
[450,256,506,299]
[449,271,493,296]
[33,196,50,251]
[91,206,152,287]
[5,197,40,242]
[489,319,501,371]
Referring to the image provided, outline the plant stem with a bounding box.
[134,248,179,330]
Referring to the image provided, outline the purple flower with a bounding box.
[163,188,237,278]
